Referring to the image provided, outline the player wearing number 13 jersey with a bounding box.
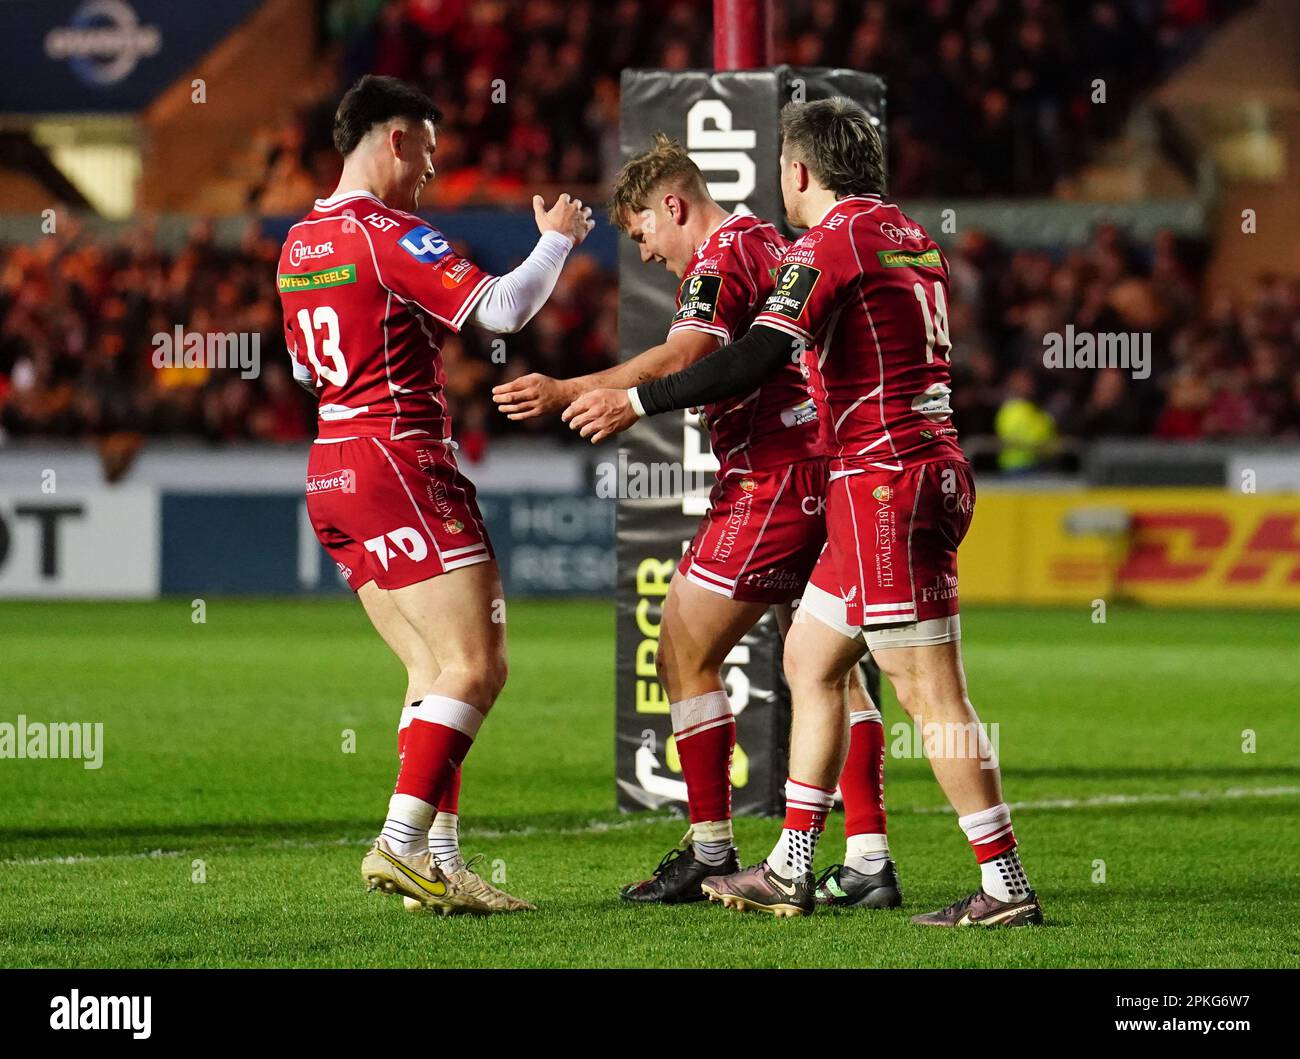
[277,75,594,915]
[593,99,1041,925]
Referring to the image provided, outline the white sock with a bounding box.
[958,802,1033,902]
[980,847,1032,902]
[768,828,820,878]
[844,832,890,875]
[428,811,465,874]
[690,819,735,867]
[381,792,434,855]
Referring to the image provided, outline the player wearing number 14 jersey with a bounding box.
[497,135,899,909]
[277,75,594,914]
[567,99,1042,925]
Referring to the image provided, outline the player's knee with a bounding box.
[782,642,838,694]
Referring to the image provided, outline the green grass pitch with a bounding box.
[1,598,1296,968]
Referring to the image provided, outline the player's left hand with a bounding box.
[562,388,637,443]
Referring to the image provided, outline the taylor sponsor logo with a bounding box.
[694,255,722,272]
[50,989,150,1039]
[288,240,334,267]
[444,518,464,535]
[880,221,924,245]
[0,716,103,770]
[1042,325,1151,380]
[44,0,161,87]
[151,327,260,379]
[278,263,357,292]
[306,469,356,494]
[398,225,451,262]
[335,561,353,580]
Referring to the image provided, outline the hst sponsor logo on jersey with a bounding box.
[441,259,475,287]
[289,240,335,267]
[306,469,356,495]
[398,225,452,263]
[278,263,357,292]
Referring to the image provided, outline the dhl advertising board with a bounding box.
[961,488,1300,608]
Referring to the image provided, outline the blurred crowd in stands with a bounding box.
[2,219,1297,464]
[248,0,1243,211]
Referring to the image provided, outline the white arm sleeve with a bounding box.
[288,351,316,394]
[468,230,574,334]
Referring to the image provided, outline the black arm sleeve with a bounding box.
[636,323,795,416]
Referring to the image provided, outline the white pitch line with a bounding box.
[3,785,1297,869]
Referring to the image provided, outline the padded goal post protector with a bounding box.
[614,66,886,815]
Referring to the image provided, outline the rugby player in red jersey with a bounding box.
[494,136,898,909]
[565,99,1043,926]
[277,75,593,914]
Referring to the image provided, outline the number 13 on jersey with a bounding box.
[296,305,348,386]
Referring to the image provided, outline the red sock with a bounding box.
[670,691,736,823]
[676,720,736,823]
[438,765,462,816]
[840,709,887,837]
[783,778,836,832]
[394,696,483,806]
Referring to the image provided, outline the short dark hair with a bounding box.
[779,97,885,197]
[332,75,442,157]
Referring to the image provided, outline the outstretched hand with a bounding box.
[562,388,638,443]
[492,372,577,420]
[534,193,595,245]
